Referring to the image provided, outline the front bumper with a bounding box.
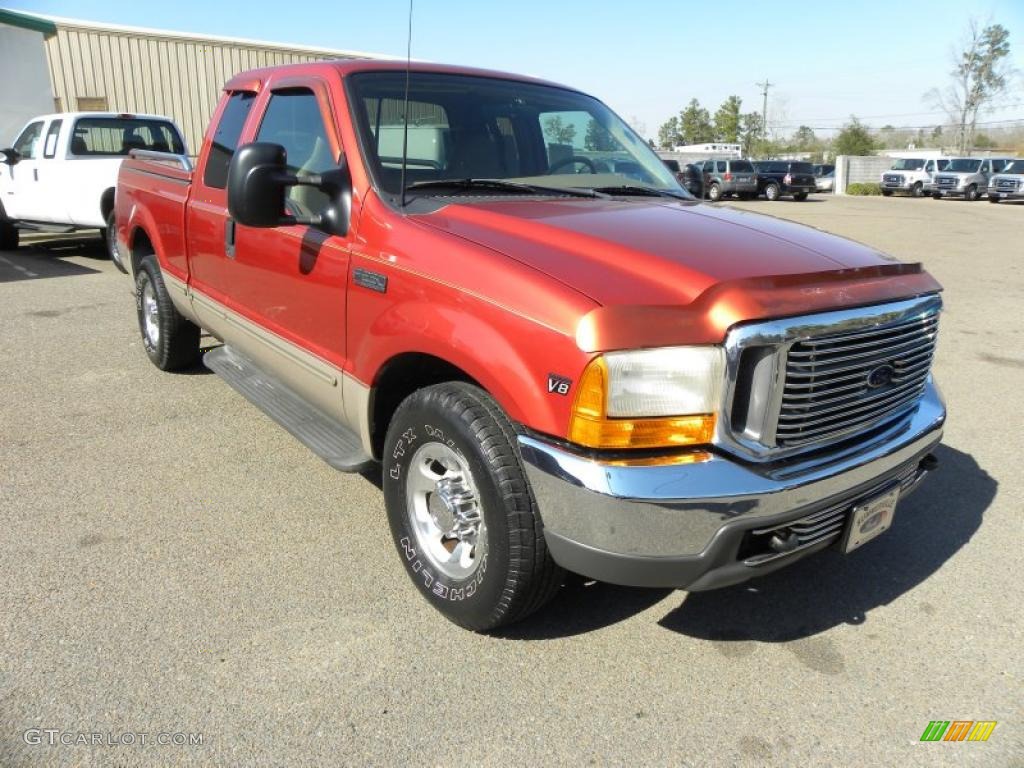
[520,380,945,590]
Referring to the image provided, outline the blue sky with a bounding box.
[8,0,1024,139]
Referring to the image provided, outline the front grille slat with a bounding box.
[773,308,939,447]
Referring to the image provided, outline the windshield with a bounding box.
[347,71,685,197]
[891,158,925,170]
[70,117,184,156]
[945,159,982,172]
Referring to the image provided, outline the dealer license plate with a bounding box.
[842,486,900,553]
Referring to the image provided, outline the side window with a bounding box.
[925,160,933,172]
[991,159,1005,172]
[13,121,44,160]
[256,88,335,216]
[43,120,63,159]
[717,161,726,172]
[203,91,256,190]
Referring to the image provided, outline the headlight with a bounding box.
[568,346,724,450]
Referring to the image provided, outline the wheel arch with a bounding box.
[100,187,116,221]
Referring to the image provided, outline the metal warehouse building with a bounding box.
[0,8,387,150]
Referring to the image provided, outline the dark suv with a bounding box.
[701,158,757,201]
[752,161,817,201]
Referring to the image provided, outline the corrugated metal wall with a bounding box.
[43,23,368,153]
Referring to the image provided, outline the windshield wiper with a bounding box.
[405,178,607,199]
[589,185,691,200]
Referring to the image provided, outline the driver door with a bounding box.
[2,119,45,221]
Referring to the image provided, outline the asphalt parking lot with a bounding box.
[1,196,1021,767]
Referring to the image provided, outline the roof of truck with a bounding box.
[25,112,183,123]
[223,59,576,95]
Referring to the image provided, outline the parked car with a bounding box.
[116,60,945,630]
[986,159,1024,203]
[752,161,816,200]
[0,112,187,262]
[880,158,950,197]
[815,169,835,193]
[931,157,1014,201]
[813,164,835,177]
[662,159,703,197]
[700,158,757,201]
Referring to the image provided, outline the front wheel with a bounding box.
[104,211,127,273]
[764,182,780,201]
[135,255,200,370]
[793,192,809,201]
[911,182,923,198]
[881,190,893,197]
[383,383,563,631]
[988,195,1000,203]
[932,192,942,200]
[964,184,979,201]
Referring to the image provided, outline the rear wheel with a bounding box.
[135,254,200,371]
[383,382,563,631]
[764,182,780,201]
[0,220,17,251]
[707,183,721,202]
[965,184,979,201]
[104,211,127,273]
[911,182,923,198]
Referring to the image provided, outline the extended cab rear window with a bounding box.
[204,91,256,189]
[70,118,184,157]
[790,162,814,174]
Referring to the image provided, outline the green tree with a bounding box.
[584,119,621,151]
[834,116,878,156]
[792,125,817,150]
[739,112,764,156]
[713,95,742,142]
[678,99,713,145]
[657,116,682,149]
[542,115,577,145]
[926,22,1013,152]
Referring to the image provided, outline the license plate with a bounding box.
[736,176,750,182]
[841,486,900,553]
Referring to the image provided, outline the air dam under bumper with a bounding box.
[519,379,945,591]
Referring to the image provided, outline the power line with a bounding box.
[755,79,773,138]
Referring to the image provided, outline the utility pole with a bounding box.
[756,79,773,138]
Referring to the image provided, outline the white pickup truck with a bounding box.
[1,112,187,270]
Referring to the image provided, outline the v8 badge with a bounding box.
[547,374,572,396]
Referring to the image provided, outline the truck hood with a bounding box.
[415,198,908,306]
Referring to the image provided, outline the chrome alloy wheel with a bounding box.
[405,441,487,580]
[141,279,160,346]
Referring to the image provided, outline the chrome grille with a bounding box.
[936,176,957,189]
[882,174,903,185]
[995,177,1020,191]
[775,311,939,447]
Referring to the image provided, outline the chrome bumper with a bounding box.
[519,380,945,589]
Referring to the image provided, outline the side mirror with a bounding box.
[1,148,21,165]
[227,142,352,237]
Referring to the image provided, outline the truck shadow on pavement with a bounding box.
[658,444,993,643]
[497,444,992,641]
[0,236,106,283]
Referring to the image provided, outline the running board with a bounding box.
[203,345,375,473]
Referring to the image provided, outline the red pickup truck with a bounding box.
[115,60,945,631]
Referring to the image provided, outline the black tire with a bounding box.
[932,192,942,200]
[988,195,1000,203]
[104,211,127,273]
[793,192,809,201]
[0,220,17,251]
[707,183,721,202]
[134,254,200,371]
[764,182,780,201]
[383,382,563,631]
[881,190,893,197]
[911,182,923,198]
[965,184,979,201]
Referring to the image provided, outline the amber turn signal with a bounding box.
[567,356,717,449]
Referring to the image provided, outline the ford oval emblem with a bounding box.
[866,364,895,389]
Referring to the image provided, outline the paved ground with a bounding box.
[1,196,1021,767]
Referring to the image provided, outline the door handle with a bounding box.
[225,219,236,259]
[33,169,39,182]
